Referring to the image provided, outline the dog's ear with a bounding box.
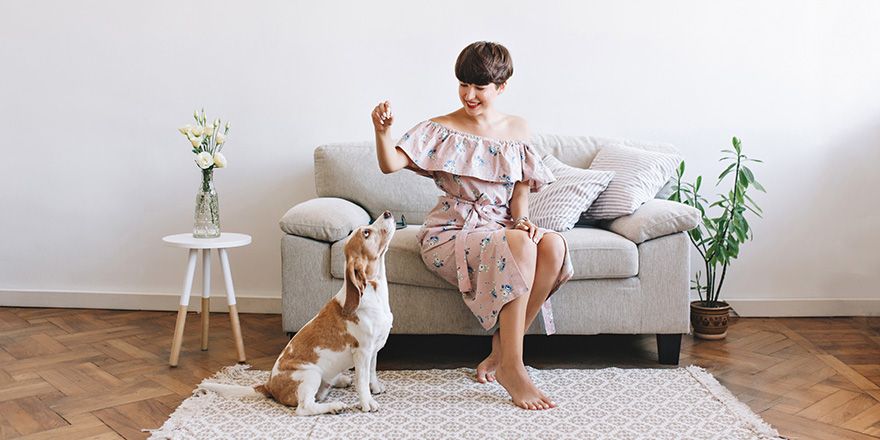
[343,260,366,315]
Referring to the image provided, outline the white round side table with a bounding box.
[162,233,252,367]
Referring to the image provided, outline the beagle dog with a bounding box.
[200,211,395,415]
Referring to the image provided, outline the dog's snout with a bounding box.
[383,211,392,219]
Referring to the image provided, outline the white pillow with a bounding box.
[528,155,615,232]
[279,197,371,242]
[602,199,700,244]
[582,144,682,220]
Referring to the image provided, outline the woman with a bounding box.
[370,41,572,410]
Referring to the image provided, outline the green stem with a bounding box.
[715,261,729,307]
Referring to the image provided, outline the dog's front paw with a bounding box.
[326,401,347,414]
[360,397,380,412]
[370,380,386,394]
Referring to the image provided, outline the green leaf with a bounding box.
[741,166,755,183]
[752,180,766,193]
[695,175,702,192]
[718,163,737,183]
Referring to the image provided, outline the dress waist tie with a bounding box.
[444,194,557,335]
[447,194,493,294]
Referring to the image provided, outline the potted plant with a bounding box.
[669,137,765,339]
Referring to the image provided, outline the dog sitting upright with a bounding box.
[200,211,395,415]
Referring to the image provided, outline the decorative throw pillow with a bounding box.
[528,155,615,232]
[582,144,682,220]
[279,197,371,242]
[600,199,700,244]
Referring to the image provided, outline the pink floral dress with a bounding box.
[397,121,574,334]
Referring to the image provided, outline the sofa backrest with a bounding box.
[314,135,679,224]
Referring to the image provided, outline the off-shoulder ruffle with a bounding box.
[396,121,554,192]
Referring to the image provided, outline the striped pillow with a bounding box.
[582,144,682,220]
[528,155,615,232]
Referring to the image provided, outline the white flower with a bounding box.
[213,152,227,168]
[215,133,226,144]
[188,135,202,148]
[178,124,192,135]
[205,124,215,136]
[196,151,213,169]
[190,125,204,136]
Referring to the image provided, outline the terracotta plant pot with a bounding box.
[690,301,731,340]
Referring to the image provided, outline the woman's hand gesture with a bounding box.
[371,101,394,133]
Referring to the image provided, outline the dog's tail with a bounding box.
[198,382,271,399]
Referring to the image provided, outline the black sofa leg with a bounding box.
[656,334,682,365]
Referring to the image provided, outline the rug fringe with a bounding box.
[144,388,218,439]
[144,365,254,439]
[685,365,786,440]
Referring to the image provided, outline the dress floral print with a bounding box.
[397,121,574,334]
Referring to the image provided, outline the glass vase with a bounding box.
[193,168,220,238]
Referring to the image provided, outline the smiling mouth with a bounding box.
[465,102,480,109]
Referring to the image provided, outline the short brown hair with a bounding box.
[455,41,513,87]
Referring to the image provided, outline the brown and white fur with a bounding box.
[199,211,395,415]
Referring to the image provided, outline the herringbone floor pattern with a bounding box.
[0,307,877,439]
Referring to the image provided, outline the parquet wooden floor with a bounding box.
[0,307,878,439]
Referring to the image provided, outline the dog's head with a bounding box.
[343,211,395,315]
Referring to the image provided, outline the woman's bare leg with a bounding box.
[522,233,565,329]
[494,291,556,409]
[477,232,565,383]
[478,230,555,409]
[478,230,535,383]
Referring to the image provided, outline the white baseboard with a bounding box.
[724,298,880,317]
[0,289,282,314]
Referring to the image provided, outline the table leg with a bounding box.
[201,249,211,351]
[170,249,198,367]
[219,248,246,363]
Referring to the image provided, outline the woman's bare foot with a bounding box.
[477,330,501,383]
[494,360,556,410]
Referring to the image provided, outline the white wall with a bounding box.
[2,1,878,315]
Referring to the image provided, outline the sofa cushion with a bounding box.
[279,197,371,242]
[562,227,639,279]
[330,225,638,288]
[528,155,615,232]
[582,144,682,220]
[598,199,700,244]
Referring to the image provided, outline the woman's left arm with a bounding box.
[510,181,542,243]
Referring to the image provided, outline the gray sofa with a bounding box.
[280,134,699,364]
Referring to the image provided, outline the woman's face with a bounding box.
[459,82,505,116]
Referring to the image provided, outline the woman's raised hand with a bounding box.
[371,101,394,133]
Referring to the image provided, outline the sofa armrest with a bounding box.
[279,197,370,242]
[600,199,699,244]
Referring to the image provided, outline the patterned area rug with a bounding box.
[148,365,783,440]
